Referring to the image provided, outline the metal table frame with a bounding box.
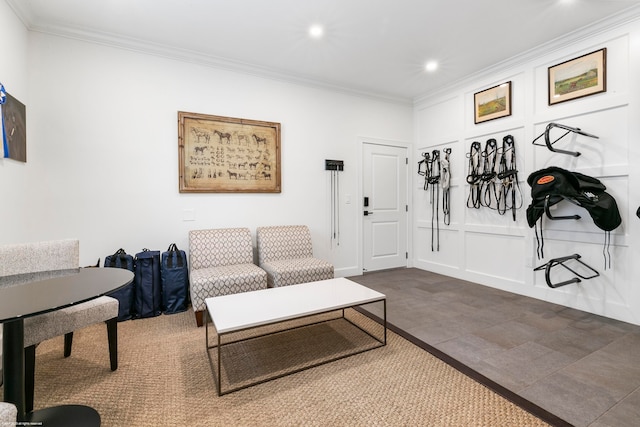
[205,298,386,396]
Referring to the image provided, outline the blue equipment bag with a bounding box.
[134,249,162,318]
[161,243,189,314]
[104,248,135,321]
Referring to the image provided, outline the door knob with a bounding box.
[364,211,373,216]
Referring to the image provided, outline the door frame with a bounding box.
[357,136,413,274]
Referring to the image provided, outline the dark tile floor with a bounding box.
[348,268,640,427]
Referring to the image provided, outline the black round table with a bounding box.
[1,267,134,426]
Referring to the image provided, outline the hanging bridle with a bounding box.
[480,138,498,209]
[428,150,441,251]
[441,148,451,226]
[418,149,443,251]
[466,141,482,209]
[497,135,522,221]
[417,152,431,190]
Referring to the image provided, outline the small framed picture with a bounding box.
[1,89,27,162]
[548,48,606,105]
[474,81,512,124]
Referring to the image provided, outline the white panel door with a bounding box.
[363,143,408,271]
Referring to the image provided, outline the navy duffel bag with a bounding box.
[134,249,162,318]
[104,248,135,321]
[161,243,189,314]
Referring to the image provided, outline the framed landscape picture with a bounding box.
[474,81,512,124]
[178,112,281,193]
[548,48,606,105]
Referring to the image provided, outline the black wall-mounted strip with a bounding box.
[325,159,344,171]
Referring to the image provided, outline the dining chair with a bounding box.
[0,239,119,412]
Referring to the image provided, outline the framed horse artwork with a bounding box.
[178,112,281,193]
[473,81,512,124]
[548,48,606,105]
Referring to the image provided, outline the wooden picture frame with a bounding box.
[474,81,512,124]
[178,112,281,193]
[548,48,606,105]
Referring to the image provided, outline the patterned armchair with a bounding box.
[189,228,267,327]
[0,239,119,413]
[256,225,334,288]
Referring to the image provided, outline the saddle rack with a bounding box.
[534,254,599,288]
[544,195,581,221]
[532,123,598,157]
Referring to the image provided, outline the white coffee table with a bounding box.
[205,277,386,395]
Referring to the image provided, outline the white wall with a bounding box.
[5,3,639,325]
[0,1,27,105]
[0,18,413,274]
[414,17,640,325]
[0,0,30,239]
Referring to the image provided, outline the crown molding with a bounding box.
[8,0,639,107]
[413,3,640,105]
[4,0,36,29]
[5,0,412,106]
[40,24,412,106]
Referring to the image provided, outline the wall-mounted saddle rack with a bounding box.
[534,253,599,288]
[544,194,581,221]
[532,123,599,157]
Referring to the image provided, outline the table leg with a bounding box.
[218,333,222,396]
[383,299,387,345]
[3,319,101,426]
[3,319,26,419]
[205,308,209,352]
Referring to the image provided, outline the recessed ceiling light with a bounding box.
[425,61,438,72]
[309,24,324,39]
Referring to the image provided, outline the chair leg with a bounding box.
[25,345,36,413]
[106,317,118,371]
[64,332,73,357]
[195,310,204,327]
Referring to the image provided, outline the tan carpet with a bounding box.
[19,309,550,426]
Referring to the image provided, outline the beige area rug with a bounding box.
[15,309,550,426]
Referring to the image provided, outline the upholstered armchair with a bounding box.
[189,228,268,327]
[0,239,119,412]
[256,225,334,288]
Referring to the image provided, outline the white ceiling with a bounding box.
[7,0,640,102]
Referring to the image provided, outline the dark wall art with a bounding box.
[1,84,27,162]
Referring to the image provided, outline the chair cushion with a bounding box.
[261,257,334,288]
[189,228,254,269]
[256,225,314,264]
[189,264,267,311]
[23,296,118,347]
